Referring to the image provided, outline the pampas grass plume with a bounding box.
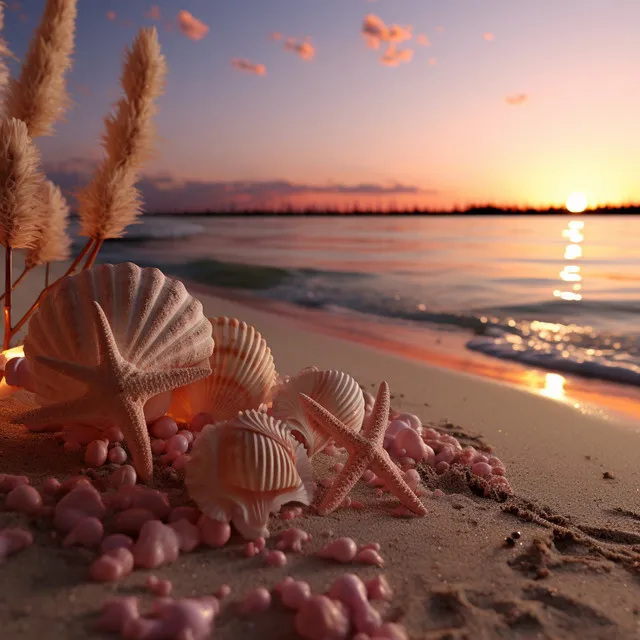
[77,27,166,240]
[4,0,78,137]
[0,117,43,249]
[0,2,13,105]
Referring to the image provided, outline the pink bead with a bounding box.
[266,550,287,567]
[471,462,492,478]
[133,521,180,569]
[366,575,393,601]
[197,515,230,547]
[433,489,445,497]
[90,547,134,582]
[42,477,61,496]
[101,534,134,554]
[85,439,109,467]
[150,438,166,455]
[276,528,311,553]
[104,426,124,443]
[280,580,311,610]
[178,429,194,444]
[150,416,178,439]
[356,547,384,566]
[6,484,42,514]
[95,597,140,634]
[172,454,190,470]
[328,574,381,635]
[146,574,173,597]
[110,465,137,488]
[114,508,156,535]
[295,596,350,640]
[215,584,231,599]
[169,518,201,552]
[435,461,449,474]
[108,446,127,465]
[63,517,104,548]
[317,537,357,563]
[244,542,258,557]
[238,587,272,615]
[0,527,33,561]
[54,485,106,532]
[166,434,189,454]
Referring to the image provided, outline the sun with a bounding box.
[565,192,588,213]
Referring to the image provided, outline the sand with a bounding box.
[1,266,640,639]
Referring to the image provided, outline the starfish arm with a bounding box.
[92,302,125,371]
[34,355,99,386]
[132,366,212,400]
[299,393,363,451]
[317,453,370,516]
[371,451,427,516]
[115,398,153,483]
[12,393,103,429]
[363,381,390,444]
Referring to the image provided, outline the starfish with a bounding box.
[299,381,427,517]
[14,302,211,482]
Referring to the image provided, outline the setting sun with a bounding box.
[565,192,588,213]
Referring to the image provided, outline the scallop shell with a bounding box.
[185,410,313,540]
[271,369,365,457]
[24,262,214,412]
[170,317,277,423]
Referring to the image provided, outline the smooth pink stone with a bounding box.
[317,537,357,563]
[276,527,311,553]
[159,450,181,465]
[0,474,29,493]
[358,542,381,552]
[197,515,231,548]
[150,416,179,439]
[169,506,200,525]
[133,521,180,569]
[471,462,492,478]
[146,574,173,597]
[356,548,384,566]
[238,587,272,615]
[101,534,134,554]
[63,517,103,548]
[244,542,258,557]
[166,434,189,454]
[402,469,421,492]
[190,413,213,432]
[215,584,231,599]
[435,461,449,475]
[386,418,411,438]
[435,446,457,465]
[172,454,190,471]
[114,508,157,535]
[395,413,421,431]
[150,439,166,455]
[295,595,350,640]
[54,485,106,532]
[108,446,127,465]
[60,475,91,493]
[374,622,409,640]
[280,580,311,610]
[488,455,503,466]
[0,527,33,561]
[85,439,109,467]
[42,477,62,496]
[90,547,134,582]
[266,550,287,567]
[254,536,266,552]
[63,440,81,453]
[169,519,200,552]
[124,597,218,640]
[433,489,445,497]
[104,426,124,442]
[328,574,382,635]
[471,452,489,464]
[95,596,140,633]
[6,484,42,514]
[178,429,194,445]
[111,486,170,519]
[366,575,393,601]
[110,465,137,488]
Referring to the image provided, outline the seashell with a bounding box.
[170,317,277,423]
[271,369,365,457]
[18,263,214,480]
[185,410,313,540]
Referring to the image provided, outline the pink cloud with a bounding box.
[435,25,446,33]
[381,45,414,67]
[270,31,283,41]
[231,59,267,76]
[428,57,437,66]
[483,32,494,41]
[106,10,116,21]
[177,10,209,41]
[362,14,412,50]
[505,93,528,105]
[416,34,430,47]
[146,5,161,21]
[283,38,316,61]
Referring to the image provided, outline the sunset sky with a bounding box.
[3,0,640,212]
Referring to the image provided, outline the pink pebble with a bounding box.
[42,477,61,496]
[317,537,358,563]
[101,534,134,554]
[6,484,42,514]
[471,462,492,478]
[366,575,393,601]
[254,536,266,552]
[63,517,103,548]
[166,433,189,454]
[169,518,201,552]
[244,541,258,557]
[159,450,181,465]
[215,584,231,599]
[375,622,410,640]
[108,446,127,465]
[95,596,140,633]
[362,470,375,483]
[395,412,422,431]
[0,527,33,561]
[350,501,365,510]
[178,429,194,444]
[114,508,156,535]
[333,462,344,473]
[151,416,178,439]
[133,520,180,569]
[169,506,201,525]
[105,426,124,442]
[172,454,191,470]
[146,574,173,597]
[150,438,166,455]
[59,475,91,494]
[54,485,106,532]
[322,444,341,457]
[110,465,137,488]
[435,461,449,474]
[280,579,311,610]
[85,439,109,467]
[111,486,170,519]
[328,574,382,635]
[356,548,384,566]
[394,428,427,461]
[433,489,445,497]
[295,595,350,640]
[190,412,213,432]
[90,547,134,582]
[358,542,381,552]
[238,587,272,615]
[266,550,287,567]
[197,515,231,548]
[276,527,311,553]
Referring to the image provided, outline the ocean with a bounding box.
[87,215,640,388]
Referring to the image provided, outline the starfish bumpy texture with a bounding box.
[14,302,211,482]
[299,381,427,516]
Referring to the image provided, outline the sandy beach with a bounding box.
[0,264,639,640]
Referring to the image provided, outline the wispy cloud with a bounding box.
[270,32,283,41]
[416,34,430,47]
[231,58,266,76]
[177,10,209,41]
[381,45,414,67]
[106,10,116,21]
[428,57,437,66]
[283,37,316,61]
[362,14,412,50]
[483,32,494,41]
[505,93,528,105]
[146,5,161,21]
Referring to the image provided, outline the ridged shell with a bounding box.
[170,317,277,422]
[185,410,313,540]
[24,262,214,408]
[271,368,365,457]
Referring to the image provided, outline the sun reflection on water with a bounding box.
[554,219,584,302]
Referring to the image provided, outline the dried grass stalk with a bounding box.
[0,117,43,249]
[25,180,71,267]
[3,0,78,137]
[77,27,166,240]
[0,2,13,106]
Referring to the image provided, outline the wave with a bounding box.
[68,217,206,242]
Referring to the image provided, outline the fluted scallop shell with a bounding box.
[271,368,365,457]
[170,317,277,422]
[185,410,313,540]
[24,262,214,409]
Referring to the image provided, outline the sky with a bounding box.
[3,0,640,212]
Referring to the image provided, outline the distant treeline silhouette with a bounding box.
[140,203,640,217]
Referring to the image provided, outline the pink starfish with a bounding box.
[14,302,210,482]
[299,381,426,516]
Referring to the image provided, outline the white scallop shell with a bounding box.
[185,410,313,540]
[171,317,277,422]
[24,262,214,414]
[271,368,365,457]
